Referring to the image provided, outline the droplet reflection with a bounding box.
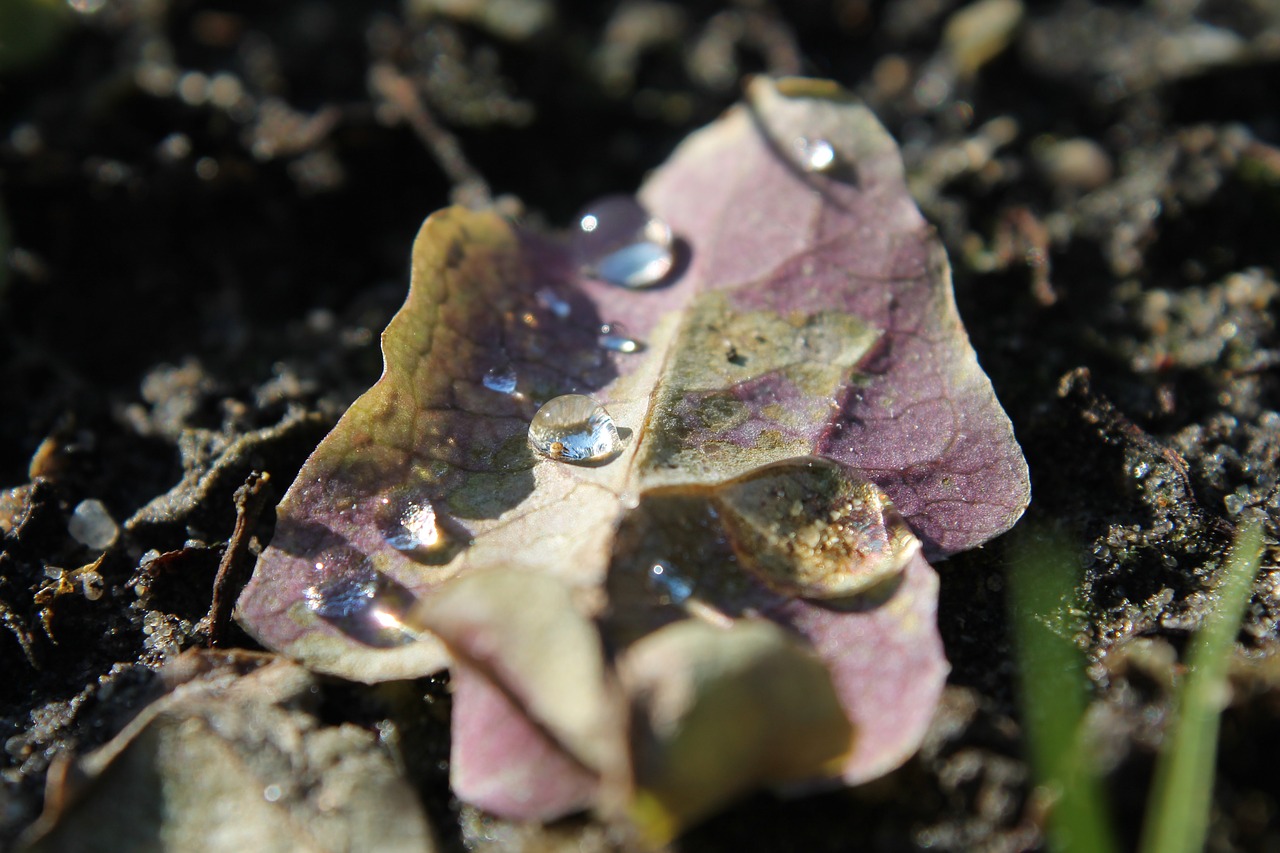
[599,323,645,353]
[573,195,674,289]
[646,560,694,604]
[528,394,622,463]
[794,136,837,172]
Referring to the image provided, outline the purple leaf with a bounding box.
[640,77,1028,557]
[771,552,947,785]
[619,617,854,842]
[449,660,601,821]
[236,76,1029,833]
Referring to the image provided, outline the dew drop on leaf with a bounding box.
[599,323,645,353]
[386,501,444,553]
[304,569,374,621]
[713,456,920,599]
[482,364,518,395]
[646,560,695,604]
[598,328,645,354]
[535,287,572,319]
[378,494,468,565]
[793,136,837,172]
[528,394,622,463]
[573,195,674,289]
[304,553,416,647]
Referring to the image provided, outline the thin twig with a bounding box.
[206,471,272,647]
[369,63,492,209]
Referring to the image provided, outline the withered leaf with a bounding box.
[237,76,1028,833]
[21,652,437,853]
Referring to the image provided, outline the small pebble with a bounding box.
[1035,137,1113,191]
[68,499,118,550]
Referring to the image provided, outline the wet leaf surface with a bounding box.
[236,77,1028,831]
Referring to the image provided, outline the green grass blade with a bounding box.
[1139,514,1266,853]
[1008,525,1119,853]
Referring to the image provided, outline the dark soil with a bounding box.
[3,1,1279,850]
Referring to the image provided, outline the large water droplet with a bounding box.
[528,394,622,463]
[713,456,919,599]
[482,365,518,395]
[573,195,674,289]
[793,136,837,172]
[304,554,417,647]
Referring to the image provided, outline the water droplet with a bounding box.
[482,365,518,395]
[573,195,674,289]
[598,324,645,353]
[713,456,919,599]
[535,287,572,319]
[304,554,417,647]
[794,137,836,172]
[381,498,467,565]
[68,499,118,550]
[387,502,443,552]
[646,560,694,604]
[528,394,622,463]
[305,568,374,619]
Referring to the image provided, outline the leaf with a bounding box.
[1008,525,1119,853]
[237,76,1029,832]
[409,570,626,821]
[639,77,1029,556]
[772,551,948,786]
[619,617,853,841]
[20,651,438,853]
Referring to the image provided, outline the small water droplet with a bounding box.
[794,137,836,172]
[305,567,375,620]
[387,502,444,552]
[535,287,572,319]
[573,195,674,289]
[647,560,694,604]
[482,365,518,395]
[380,497,468,564]
[598,325,645,354]
[528,394,622,463]
[305,555,416,647]
[68,499,118,550]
